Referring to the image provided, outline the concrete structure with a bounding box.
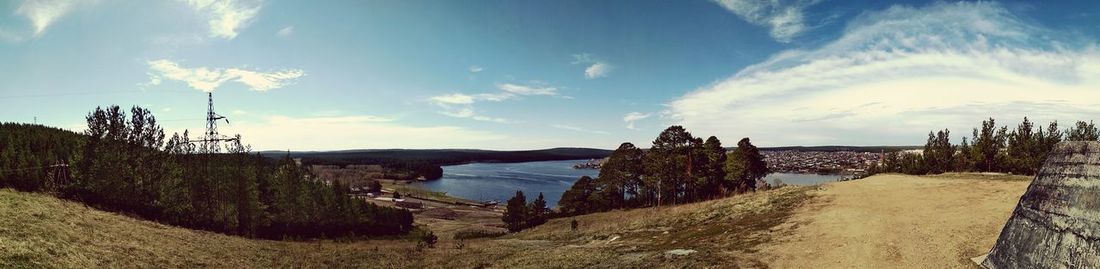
[979,141,1100,268]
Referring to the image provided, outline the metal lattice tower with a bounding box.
[190,92,238,152]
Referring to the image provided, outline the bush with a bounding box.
[452,228,506,240]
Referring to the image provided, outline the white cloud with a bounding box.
[146,59,305,92]
[183,0,263,39]
[276,25,293,38]
[584,62,613,79]
[227,115,505,150]
[573,53,613,79]
[711,0,818,42]
[469,66,484,73]
[551,124,609,135]
[16,0,79,37]
[497,82,557,96]
[668,2,1100,146]
[623,112,651,130]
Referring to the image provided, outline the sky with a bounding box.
[1,0,1099,151]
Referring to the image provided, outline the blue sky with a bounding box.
[1,0,1099,150]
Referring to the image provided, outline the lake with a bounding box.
[411,160,847,207]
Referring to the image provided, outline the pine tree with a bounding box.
[1006,118,1038,175]
[559,176,598,216]
[1066,120,1099,141]
[502,191,528,232]
[972,118,1008,172]
[527,192,548,227]
[701,136,727,199]
[597,142,645,208]
[726,138,768,193]
[644,126,696,206]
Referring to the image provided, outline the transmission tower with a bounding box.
[189,92,238,152]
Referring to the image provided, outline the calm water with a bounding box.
[411,160,847,207]
[410,160,599,207]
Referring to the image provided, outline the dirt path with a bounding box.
[758,174,1030,268]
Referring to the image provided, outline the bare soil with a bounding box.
[757,173,1030,268]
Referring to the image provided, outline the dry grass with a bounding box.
[493,186,814,268]
[0,188,433,268]
[0,185,812,268]
[1,173,1029,268]
[926,172,1032,182]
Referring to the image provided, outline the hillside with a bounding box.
[1,173,1031,268]
[0,188,423,268]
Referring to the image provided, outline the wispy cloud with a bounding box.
[711,0,819,42]
[551,124,609,135]
[439,108,511,123]
[623,112,651,130]
[228,114,504,150]
[669,2,1100,146]
[572,53,613,79]
[16,0,80,38]
[183,0,263,39]
[276,25,293,38]
[146,59,305,92]
[469,66,484,73]
[428,81,563,123]
[497,82,558,96]
[430,93,476,106]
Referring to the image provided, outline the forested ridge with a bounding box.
[0,106,413,239]
[880,117,1100,176]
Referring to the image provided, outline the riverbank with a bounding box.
[366,180,507,240]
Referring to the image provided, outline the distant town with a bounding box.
[762,150,883,174]
[575,150,886,175]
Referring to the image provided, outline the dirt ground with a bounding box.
[757,173,1030,268]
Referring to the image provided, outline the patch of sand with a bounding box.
[758,174,1029,268]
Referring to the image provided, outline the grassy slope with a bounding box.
[0,185,813,268]
[0,188,430,268]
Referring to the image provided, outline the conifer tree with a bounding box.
[502,191,528,232]
[527,192,548,227]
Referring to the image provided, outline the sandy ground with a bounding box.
[758,174,1030,268]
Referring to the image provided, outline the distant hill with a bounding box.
[257,147,614,166]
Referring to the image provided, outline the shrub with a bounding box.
[452,228,506,240]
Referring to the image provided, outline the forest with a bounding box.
[502,125,770,232]
[0,106,414,239]
[880,117,1100,176]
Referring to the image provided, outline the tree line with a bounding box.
[501,125,770,231]
[880,117,1099,175]
[0,105,414,239]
